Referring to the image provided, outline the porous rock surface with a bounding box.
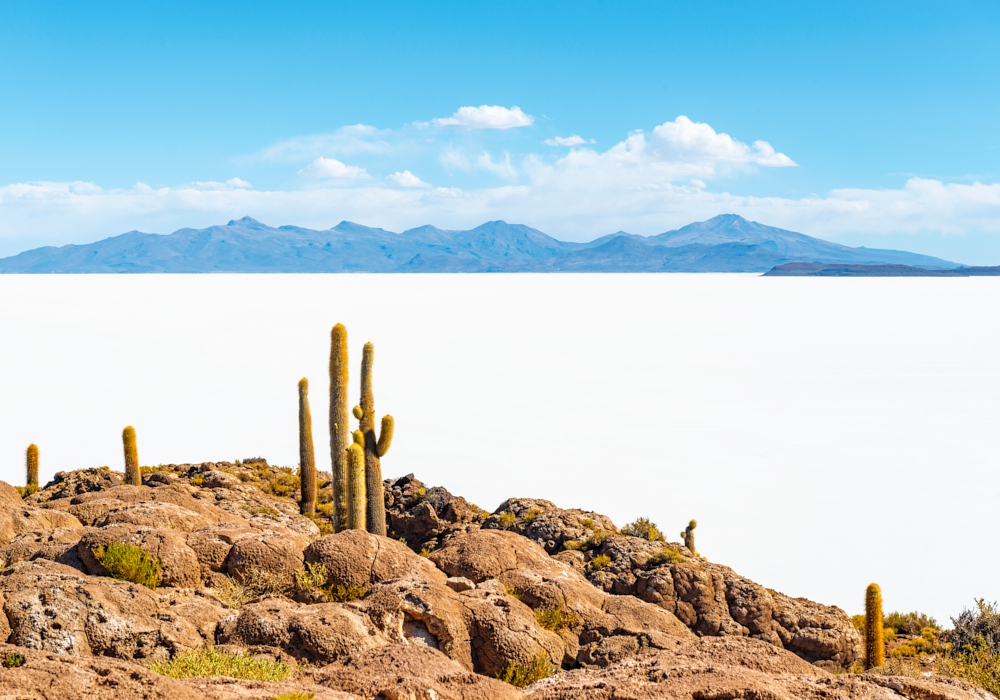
[0,469,990,700]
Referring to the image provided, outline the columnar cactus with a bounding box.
[681,519,697,556]
[25,444,39,494]
[864,583,885,669]
[122,426,140,486]
[329,324,350,532]
[298,378,317,516]
[347,437,366,530]
[355,341,394,536]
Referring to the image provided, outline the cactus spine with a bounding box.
[356,341,393,536]
[681,519,697,556]
[25,444,39,494]
[122,426,140,486]
[329,324,350,532]
[864,583,885,669]
[298,378,317,516]
[347,439,366,529]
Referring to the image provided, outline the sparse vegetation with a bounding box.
[522,508,542,523]
[216,567,285,608]
[885,610,939,635]
[3,652,25,668]
[937,639,1000,695]
[497,511,517,527]
[419,547,432,557]
[891,627,940,657]
[189,475,205,486]
[274,693,315,700]
[505,585,524,601]
[93,542,161,589]
[621,517,664,542]
[589,554,611,571]
[413,486,427,500]
[496,651,555,687]
[149,646,292,681]
[564,529,611,552]
[647,546,685,568]
[952,599,1000,654]
[534,605,577,632]
[580,518,594,528]
[293,562,365,603]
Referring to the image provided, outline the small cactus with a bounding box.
[356,341,393,536]
[25,444,39,494]
[346,442,366,530]
[329,324,350,532]
[122,426,140,486]
[298,378,317,516]
[681,519,697,556]
[864,583,885,669]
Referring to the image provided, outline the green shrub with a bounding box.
[621,517,664,542]
[496,651,554,687]
[937,640,1000,695]
[647,547,684,568]
[150,646,291,681]
[497,512,516,527]
[534,605,577,632]
[580,518,594,528]
[885,610,939,635]
[851,614,865,632]
[589,554,611,571]
[3,652,25,668]
[189,475,205,486]
[522,508,542,523]
[93,542,161,589]
[953,599,1000,654]
[293,562,365,603]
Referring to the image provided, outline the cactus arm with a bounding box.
[122,426,140,486]
[376,415,394,457]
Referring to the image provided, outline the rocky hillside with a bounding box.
[0,464,990,700]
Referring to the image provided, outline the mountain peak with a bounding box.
[226,216,266,227]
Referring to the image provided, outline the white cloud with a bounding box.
[387,170,431,188]
[648,116,796,168]
[432,105,534,130]
[476,152,518,180]
[544,135,594,147]
[253,125,393,162]
[298,157,370,180]
[190,178,252,190]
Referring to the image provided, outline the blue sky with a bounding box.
[1,1,998,261]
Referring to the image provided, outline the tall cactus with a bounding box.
[298,378,317,516]
[347,436,366,530]
[329,324,350,532]
[864,583,885,669]
[355,341,394,536]
[25,444,39,494]
[122,426,140,486]
[681,519,697,556]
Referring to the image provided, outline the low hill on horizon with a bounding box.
[0,214,961,273]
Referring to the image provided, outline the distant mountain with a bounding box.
[765,262,1000,277]
[0,214,960,273]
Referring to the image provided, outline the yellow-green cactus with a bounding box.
[25,444,39,494]
[357,341,393,536]
[329,324,350,532]
[346,442,366,530]
[298,378,317,516]
[865,583,885,669]
[680,519,697,556]
[122,426,140,486]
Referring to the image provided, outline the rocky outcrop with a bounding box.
[384,474,488,552]
[304,528,448,588]
[483,497,617,554]
[0,480,82,546]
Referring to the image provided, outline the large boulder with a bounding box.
[78,525,202,589]
[0,526,92,571]
[0,480,83,546]
[224,530,311,586]
[384,474,489,552]
[302,529,448,588]
[584,532,862,669]
[316,644,525,700]
[0,559,208,660]
[185,522,262,586]
[217,596,390,664]
[61,484,245,529]
[483,497,617,555]
[24,467,123,504]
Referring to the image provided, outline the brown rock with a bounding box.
[315,643,524,700]
[384,474,489,552]
[0,480,83,546]
[303,529,447,588]
[0,526,92,571]
[217,596,390,663]
[93,500,221,532]
[483,497,617,554]
[186,522,261,585]
[24,467,123,504]
[78,525,202,589]
[225,530,310,585]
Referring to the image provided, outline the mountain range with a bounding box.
[0,214,960,273]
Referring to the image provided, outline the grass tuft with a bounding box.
[497,511,516,527]
[150,646,291,681]
[293,562,365,603]
[621,517,664,542]
[496,651,555,687]
[647,547,685,568]
[522,508,542,523]
[589,554,612,571]
[93,542,161,589]
[534,605,577,632]
[274,693,315,700]
[216,567,285,608]
[3,652,25,668]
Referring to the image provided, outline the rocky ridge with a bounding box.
[0,465,987,699]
